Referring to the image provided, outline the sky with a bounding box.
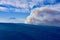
[0,0,60,23]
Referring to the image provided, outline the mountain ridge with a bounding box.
[0,23,60,40]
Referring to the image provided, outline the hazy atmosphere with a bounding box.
[0,0,60,25]
[0,0,60,40]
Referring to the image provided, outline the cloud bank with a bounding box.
[0,18,25,23]
[25,7,60,26]
[0,0,59,13]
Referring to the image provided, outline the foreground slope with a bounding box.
[0,23,60,40]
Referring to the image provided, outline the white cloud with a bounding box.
[25,7,60,26]
[0,0,58,12]
[0,0,28,8]
[0,18,25,23]
[14,8,30,13]
[0,0,29,12]
[0,7,9,11]
[8,18,25,23]
[0,0,59,13]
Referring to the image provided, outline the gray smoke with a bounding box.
[25,7,60,26]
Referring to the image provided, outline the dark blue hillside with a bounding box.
[0,23,60,40]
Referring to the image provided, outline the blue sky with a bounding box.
[0,0,60,23]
